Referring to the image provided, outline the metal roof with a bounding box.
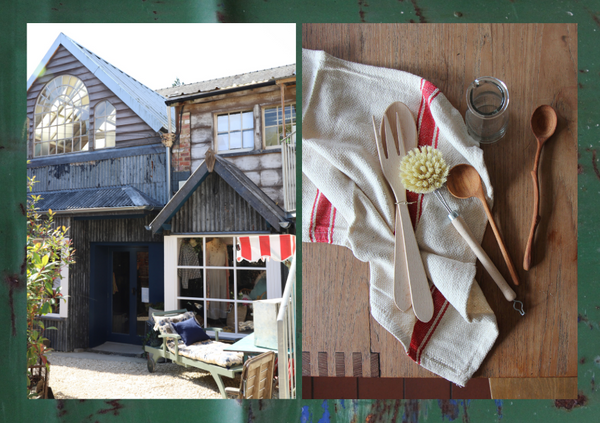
[156,64,296,102]
[27,33,174,133]
[147,154,289,234]
[29,186,163,214]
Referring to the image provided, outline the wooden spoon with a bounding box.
[447,164,520,286]
[523,105,558,271]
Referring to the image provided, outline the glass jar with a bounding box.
[465,76,509,144]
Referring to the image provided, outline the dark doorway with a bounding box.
[109,248,149,344]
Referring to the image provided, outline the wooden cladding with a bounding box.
[170,173,270,234]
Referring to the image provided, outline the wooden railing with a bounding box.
[276,254,296,399]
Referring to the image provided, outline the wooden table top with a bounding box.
[302,23,577,379]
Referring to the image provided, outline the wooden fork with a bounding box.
[372,103,434,323]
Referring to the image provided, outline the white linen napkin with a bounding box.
[302,49,499,386]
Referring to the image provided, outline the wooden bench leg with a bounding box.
[211,371,228,399]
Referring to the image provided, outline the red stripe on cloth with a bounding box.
[407,286,450,363]
[238,236,252,262]
[313,191,335,243]
[309,189,321,242]
[417,80,440,148]
[280,234,292,260]
[259,236,271,258]
[329,207,337,244]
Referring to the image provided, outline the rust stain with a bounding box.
[6,275,20,336]
[580,356,586,364]
[56,399,67,418]
[438,400,459,421]
[403,400,419,423]
[578,164,584,174]
[97,400,124,416]
[20,203,26,215]
[217,11,227,22]
[365,414,375,422]
[554,393,587,410]
[358,0,368,23]
[577,313,594,329]
[588,148,600,180]
[589,11,600,27]
[409,0,427,23]
[462,400,470,423]
[247,404,255,423]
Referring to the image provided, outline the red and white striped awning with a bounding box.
[236,235,296,263]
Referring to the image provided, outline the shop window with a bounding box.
[216,110,254,152]
[263,103,296,148]
[94,100,116,149]
[33,75,89,157]
[171,236,280,339]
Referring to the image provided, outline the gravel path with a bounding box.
[47,352,243,399]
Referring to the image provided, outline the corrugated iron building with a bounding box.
[26,33,295,350]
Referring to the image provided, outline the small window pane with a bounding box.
[64,140,73,153]
[264,107,278,126]
[217,114,228,132]
[56,140,64,154]
[217,133,228,151]
[96,135,105,149]
[229,131,242,149]
[81,135,89,151]
[242,111,253,129]
[242,129,253,148]
[34,143,42,157]
[230,113,241,131]
[105,132,115,148]
[265,126,279,147]
[96,101,106,116]
[41,142,49,156]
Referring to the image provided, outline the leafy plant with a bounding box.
[26,174,75,396]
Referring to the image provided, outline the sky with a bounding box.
[27,23,296,90]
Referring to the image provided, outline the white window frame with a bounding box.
[94,100,116,149]
[164,234,281,340]
[262,102,296,149]
[33,75,90,157]
[214,110,255,153]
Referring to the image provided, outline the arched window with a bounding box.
[94,101,116,149]
[34,75,89,157]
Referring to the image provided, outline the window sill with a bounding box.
[217,147,281,158]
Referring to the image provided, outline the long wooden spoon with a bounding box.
[447,164,520,286]
[523,105,558,271]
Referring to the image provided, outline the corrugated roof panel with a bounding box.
[155,64,296,101]
[29,186,162,213]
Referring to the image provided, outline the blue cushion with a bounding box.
[172,317,210,346]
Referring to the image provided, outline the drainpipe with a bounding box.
[163,105,173,201]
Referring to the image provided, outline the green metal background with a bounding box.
[1,0,599,421]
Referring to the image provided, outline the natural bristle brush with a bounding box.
[399,147,524,315]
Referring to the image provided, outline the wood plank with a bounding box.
[312,377,358,399]
[404,378,451,399]
[301,376,313,399]
[451,378,492,399]
[358,377,404,400]
[302,23,577,380]
[489,377,578,399]
[301,243,372,377]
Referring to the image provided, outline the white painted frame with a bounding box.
[261,102,296,150]
[164,234,282,340]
